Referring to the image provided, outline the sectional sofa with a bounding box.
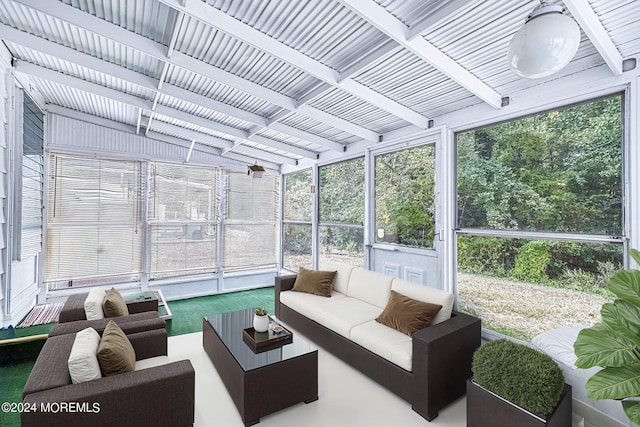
[275,261,481,421]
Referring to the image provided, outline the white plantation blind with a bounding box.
[45,154,143,282]
[148,163,219,279]
[224,171,279,270]
[20,94,44,258]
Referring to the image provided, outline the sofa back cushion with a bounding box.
[319,260,355,294]
[347,268,393,309]
[391,278,454,325]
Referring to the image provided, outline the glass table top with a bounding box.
[204,309,316,372]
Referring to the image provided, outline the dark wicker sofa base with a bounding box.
[276,275,481,421]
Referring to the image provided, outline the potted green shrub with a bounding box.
[467,339,571,427]
[573,248,640,425]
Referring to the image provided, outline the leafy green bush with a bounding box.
[511,241,551,282]
[472,339,565,417]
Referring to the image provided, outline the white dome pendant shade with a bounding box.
[508,3,581,79]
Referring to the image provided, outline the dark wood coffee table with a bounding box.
[203,309,318,426]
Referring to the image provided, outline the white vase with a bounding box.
[253,314,269,333]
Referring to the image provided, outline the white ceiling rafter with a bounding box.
[16,61,308,164]
[338,0,503,109]
[10,0,374,145]
[562,0,624,76]
[157,0,430,129]
[47,103,280,170]
[0,24,324,159]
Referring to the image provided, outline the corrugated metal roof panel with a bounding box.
[239,139,304,160]
[255,128,321,151]
[152,113,237,143]
[278,113,360,144]
[60,0,178,45]
[175,15,318,99]
[309,88,410,134]
[591,0,640,58]
[206,0,388,72]
[0,1,164,78]
[163,64,281,118]
[34,78,138,125]
[157,94,254,131]
[9,44,156,101]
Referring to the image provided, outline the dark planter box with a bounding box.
[467,379,572,427]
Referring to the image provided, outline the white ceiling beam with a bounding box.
[248,135,317,159]
[158,0,431,129]
[150,121,296,165]
[338,0,503,109]
[406,0,476,41]
[267,123,346,152]
[148,121,234,150]
[19,62,299,164]
[2,24,330,157]
[11,0,296,110]
[15,61,150,110]
[154,104,247,139]
[232,145,297,166]
[562,0,623,76]
[12,0,374,143]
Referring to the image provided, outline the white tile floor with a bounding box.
[152,332,623,427]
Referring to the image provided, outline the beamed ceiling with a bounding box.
[0,0,639,169]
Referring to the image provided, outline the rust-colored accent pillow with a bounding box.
[291,267,337,297]
[376,290,443,336]
[97,320,135,376]
[102,287,129,317]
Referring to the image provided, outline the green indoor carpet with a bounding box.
[165,286,275,336]
[0,286,275,427]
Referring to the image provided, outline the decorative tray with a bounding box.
[242,325,293,353]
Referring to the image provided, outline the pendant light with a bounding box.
[507,2,581,79]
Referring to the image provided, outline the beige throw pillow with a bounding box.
[376,290,443,336]
[102,287,129,317]
[97,320,136,376]
[291,267,337,297]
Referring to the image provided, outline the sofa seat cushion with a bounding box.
[319,260,355,294]
[350,320,413,371]
[347,268,393,309]
[391,278,454,325]
[280,289,346,312]
[305,297,382,338]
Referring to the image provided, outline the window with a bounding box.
[319,158,364,266]
[223,171,279,270]
[456,94,623,340]
[282,170,312,270]
[374,145,436,248]
[18,92,44,259]
[148,164,218,279]
[46,155,144,285]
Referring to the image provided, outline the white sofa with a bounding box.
[275,261,481,421]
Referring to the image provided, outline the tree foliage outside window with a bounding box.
[282,170,313,270]
[319,158,365,265]
[456,95,624,341]
[458,96,622,235]
[375,145,435,248]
